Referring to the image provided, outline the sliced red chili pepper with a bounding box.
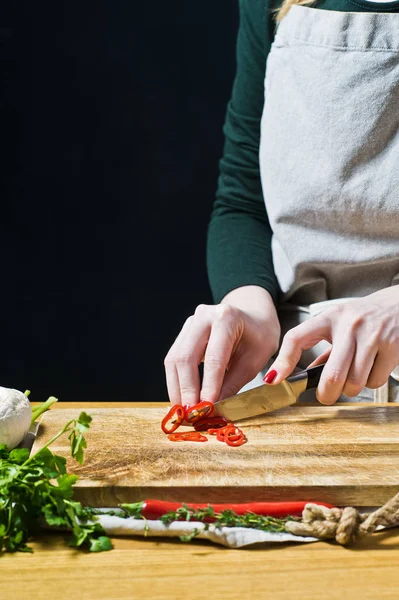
[225,435,246,446]
[215,424,235,440]
[181,431,207,440]
[193,416,228,431]
[185,401,214,424]
[216,430,226,442]
[161,405,185,434]
[167,433,184,441]
[224,426,244,442]
[162,410,246,447]
[213,423,246,445]
[222,424,246,446]
[225,433,242,442]
[224,425,237,434]
[168,431,208,442]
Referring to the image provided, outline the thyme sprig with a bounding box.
[160,504,297,533]
[119,502,299,542]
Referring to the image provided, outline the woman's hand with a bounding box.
[265,287,399,405]
[164,286,281,406]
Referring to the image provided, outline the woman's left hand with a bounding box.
[265,287,399,405]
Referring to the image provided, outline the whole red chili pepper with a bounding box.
[161,405,185,434]
[135,500,334,521]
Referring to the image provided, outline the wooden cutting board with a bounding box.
[31,405,399,506]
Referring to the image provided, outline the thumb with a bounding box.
[264,317,331,385]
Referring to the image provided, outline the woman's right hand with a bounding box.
[164,286,281,407]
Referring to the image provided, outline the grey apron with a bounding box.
[252,7,399,401]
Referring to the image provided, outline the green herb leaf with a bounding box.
[138,503,297,539]
[8,448,30,464]
[119,502,146,519]
[0,444,10,459]
[53,454,67,475]
[0,409,112,554]
[89,536,113,552]
[76,412,92,431]
[180,528,200,542]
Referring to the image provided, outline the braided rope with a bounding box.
[285,492,399,545]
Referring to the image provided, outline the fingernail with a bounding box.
[263,369,277,384]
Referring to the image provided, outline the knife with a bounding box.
[213,364,325,422]
[19,421,40,451]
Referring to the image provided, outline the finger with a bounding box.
[165,366,182,406]
[306,347,332,369]
[200,306,243,403]
[164,316,195,405]
[316,332,356,405]
[342,340,378,398]
[367,350,398,390]
[218,351,261,401]
[265,315,332,384]
[175,307,214,407]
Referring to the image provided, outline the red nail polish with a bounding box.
[263,369,277,384]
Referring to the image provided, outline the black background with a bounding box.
[0,1,238,401]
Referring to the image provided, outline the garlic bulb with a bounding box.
[0,387,32,449]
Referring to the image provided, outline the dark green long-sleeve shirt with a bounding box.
[207,0,399,304]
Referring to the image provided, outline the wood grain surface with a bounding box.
[2,529,399,600]
[31,403,399,506]
[3,402,399,600]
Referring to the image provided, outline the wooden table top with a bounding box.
[3,401,399,600]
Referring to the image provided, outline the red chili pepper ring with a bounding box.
[168,431,208,442]
[185,401,214,424]
[161,405,185,434]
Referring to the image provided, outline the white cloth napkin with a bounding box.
[94,512,317,548]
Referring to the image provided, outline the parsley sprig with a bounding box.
[30,394,59,425]
[0,412,112,553]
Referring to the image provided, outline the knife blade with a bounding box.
[19,421,40,451]
[213,364,325,422]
